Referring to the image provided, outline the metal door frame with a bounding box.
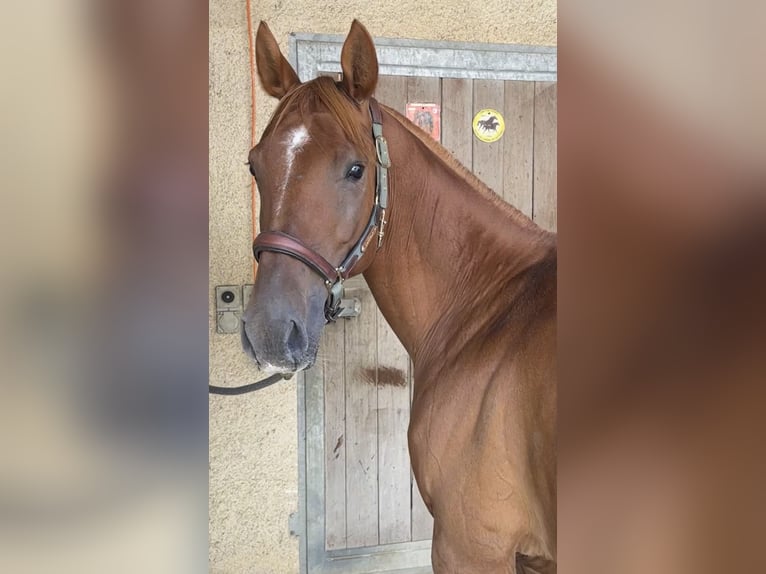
[289,33,556,83]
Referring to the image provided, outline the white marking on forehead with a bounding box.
[287,125,310,149]
[274,125,310,215]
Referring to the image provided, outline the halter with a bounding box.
[252,98,391,322]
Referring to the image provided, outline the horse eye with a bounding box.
[346,163,365,180]
[247,161,257,179]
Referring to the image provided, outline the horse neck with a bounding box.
[363,108,554,368]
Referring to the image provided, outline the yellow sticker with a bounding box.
[472,109,505,142]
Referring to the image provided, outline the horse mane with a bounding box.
[380,103,548,235]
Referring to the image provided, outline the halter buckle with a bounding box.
[375,135,391,169]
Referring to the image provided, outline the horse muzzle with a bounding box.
[240,263,326,373]
[241,315,314,373]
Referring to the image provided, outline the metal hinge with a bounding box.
[336,298,362,318]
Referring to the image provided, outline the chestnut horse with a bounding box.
[241,20,556,574]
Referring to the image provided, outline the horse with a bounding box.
[241,20,557,574]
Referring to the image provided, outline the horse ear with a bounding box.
[255,22,300,99]
[340,20,378,102]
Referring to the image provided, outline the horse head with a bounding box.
[241,20,382,373]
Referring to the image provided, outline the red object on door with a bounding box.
[406,103,441,141]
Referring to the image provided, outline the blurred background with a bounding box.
[0,1,207,573]
[558,0,766,572]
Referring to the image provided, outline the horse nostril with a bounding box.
[286,320,307,359]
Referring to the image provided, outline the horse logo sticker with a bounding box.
[472,108,505,143]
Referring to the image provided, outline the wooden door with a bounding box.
[300,75,556,573]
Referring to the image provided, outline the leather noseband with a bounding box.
[252,98,391,322]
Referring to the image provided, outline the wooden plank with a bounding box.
[533,82,557,231]
[472,79,505,196]
[376,307,412,545]
[344,282,379,548]
[410,358,434,542]
[406,76,442,143]
[296,371,308,573]
[303,334,328,568]
[373,75,437,546]
[323,321,347,550]
[441,78,473,169]
[374,77,414,545]
[503,80,535,217]
[375,74,408,115]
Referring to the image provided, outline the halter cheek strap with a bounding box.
[252,98,391,322]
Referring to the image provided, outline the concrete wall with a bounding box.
[209,1,556,572]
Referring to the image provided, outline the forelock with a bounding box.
[263,76,375,161]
